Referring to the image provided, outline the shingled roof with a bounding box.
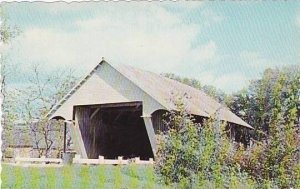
[48,60,252,129]
[115,64,252,129]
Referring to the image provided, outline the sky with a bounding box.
[2,1,300,94]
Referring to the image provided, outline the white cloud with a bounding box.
[191,41,217,63]
[196,71,249,94]
[213,74,249,93]
[9,3,208,74]
[239,50,274,73]
[197,71,215,86]
[7,3,234,94]
[196,50,286,93]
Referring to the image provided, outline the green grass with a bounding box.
[127,164,139,189]
[1,164,163,189]
[28,167,40,188]
[45,167,57,188]
[95,164,106,188]
[14,166,25,188]
[62,165,73,188]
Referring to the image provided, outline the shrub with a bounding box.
[155,97,255,188]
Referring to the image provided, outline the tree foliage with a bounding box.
[228,65,300,188]
[156,65,300,188]
[161,73,228,103]
[155,96,254,188]
[228,66,300,140]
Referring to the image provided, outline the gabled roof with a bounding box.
[114,64,252,129]
[48,60,252,129]
[47,62,131,120]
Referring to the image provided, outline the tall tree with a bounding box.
[0,6,20,157]
[161,73,228,103]
[228,65,300,140]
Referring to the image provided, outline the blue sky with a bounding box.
[3,1,300,93]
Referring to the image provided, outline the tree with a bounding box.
[18,64,77,157]
[228,65,300,140]
[156,65,300,188]
[0,7,19,99]
[161,73,228,103]
[1,6,20,158]
[228,65,300,188]
[0,6,77,158]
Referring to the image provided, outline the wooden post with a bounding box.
[149,158,154,164]
[74,154,81,164]
[118,156,123,164]
[15,149,20,160]
[15,155,20,165]
[135,157,140,164]
[98,156,104,164]
[63,121,67,153]
[41,156,46,165]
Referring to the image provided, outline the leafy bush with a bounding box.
[155,97,255,188]
[155,95,300,188]
[231,69,300,188]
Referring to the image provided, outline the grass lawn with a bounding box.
[1,164,166,189]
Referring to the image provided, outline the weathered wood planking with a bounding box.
[151,109,169,134]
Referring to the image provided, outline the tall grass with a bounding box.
[1,164,159,189]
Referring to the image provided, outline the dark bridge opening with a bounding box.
[75,102,154,160]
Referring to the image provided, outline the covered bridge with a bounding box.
[47,59,252,160]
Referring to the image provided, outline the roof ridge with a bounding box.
[118,64,219,102]
[46,60,252,129]
[113,64,251,128]
[116,64,222,113]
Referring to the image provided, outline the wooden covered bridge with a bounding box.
[47,59,252,160]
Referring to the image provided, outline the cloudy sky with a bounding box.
[3,1,300,93]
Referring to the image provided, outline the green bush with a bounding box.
[155,97,255,188]
[155,95,300,188]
